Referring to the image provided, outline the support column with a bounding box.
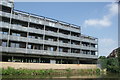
[7,5,13,47]
[12,56,14,62]
[39,58,41,63]
[70,31,71,53]
[26,14,30,52]
[43,18,46,51]
[77,60,79,64]
[57,27,59,52]
[61,59,62,64]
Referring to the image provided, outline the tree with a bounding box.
[117,47,120,69]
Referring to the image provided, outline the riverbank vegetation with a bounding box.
[99,47,120,73]
[1,67,100,76]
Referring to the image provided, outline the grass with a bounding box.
[1,67,100,76]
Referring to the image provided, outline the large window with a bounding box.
[1,41,7,47]
[27,44,32,49]
[0,31,8,35]
[27,43,43,50]
[12,33,20,36]
[91,51,95,55]
[10,42,20,48]
[28,33,43,40]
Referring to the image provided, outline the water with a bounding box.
[2,73,120,80]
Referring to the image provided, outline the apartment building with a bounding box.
[0,0,98,64]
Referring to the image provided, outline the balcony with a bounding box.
[44,20,56,28]
[0,46,98,59]
[0,22,10,29]
[29,16,45,25]
[0,46,26,54]
[11,24,28,32]
[0,34,44,45]
[70,28,80,33]
[59,33,71,39]
[12,12,29,22]
[71,36,80,41]
[90,47,98,51]
[81,45,97,51]
[89,40,98,44]
[0,11,11,18]
[0,0,13,8]
[81,46,90,50]
[11,24,45,35]
[58,24,70,31]
[81,38,97,44]
[71,44,80,49]
[0,34,8,40]
[44,40,58,46]
[27,27,44,35]
[59,42,71,48]
[45,31,58,37]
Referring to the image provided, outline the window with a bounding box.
[28,36,32,38]
[12,33,16,36]
[35,45,39,50]
[59,48,63,52]
[12,33,20,36]
[16,33,20,36]
[28,35,35,39]
[0,31,2,34]
[11,43,15,48]
[2,41,7,47]
[16,43,20,48]
[91,51,95,55]
[10,42,20,48]
[50,47,54,51]
[1,31,8,35]
[38,36,43,40]
[27,44,32,49]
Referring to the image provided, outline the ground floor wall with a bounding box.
[0,62,98,69]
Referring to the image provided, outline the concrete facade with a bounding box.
[0,0,98,64]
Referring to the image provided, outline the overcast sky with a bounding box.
[14,2,118,56]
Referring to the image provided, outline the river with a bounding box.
[1,73,120,80]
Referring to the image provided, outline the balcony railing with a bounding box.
[0,11,11,18]
[44,40,58,46]
[12,13,29,22]
[0,46,98,59]
[0,0,13,8]
[45,31,58,37]
[0,22,10,28]
[29,16,45,25]
[59,42,71,48]
[71,44,81,49]
[59,33,71,39]
[13,10,81,33]
[1,22,98,46]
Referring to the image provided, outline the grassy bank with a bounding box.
[1,67,100,76]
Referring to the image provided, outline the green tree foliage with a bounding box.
[99,48,120,73]
[99,56,106,59]
[106,58,119,73]
[117,47,120,68]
